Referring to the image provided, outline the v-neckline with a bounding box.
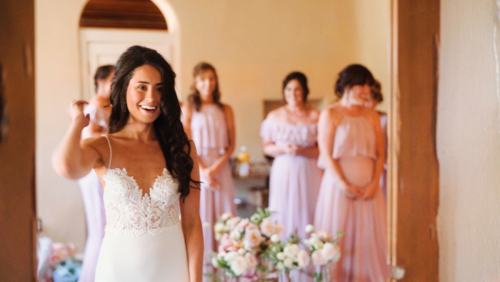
[104,167,169,198]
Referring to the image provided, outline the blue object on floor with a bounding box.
[53,259,82,282]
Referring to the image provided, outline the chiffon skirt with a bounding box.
[269,154,323,281]
[198,148,236,280]
[314,156,390,282]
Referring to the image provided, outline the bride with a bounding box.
[52,46,203,281]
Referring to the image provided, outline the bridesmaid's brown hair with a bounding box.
[188,62,223,111]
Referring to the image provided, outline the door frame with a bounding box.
[79,28,178,101]
[388,0,440,281]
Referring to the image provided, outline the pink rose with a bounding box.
[317,230,333,242]
[227,216,242,230]
[311,250,327,266]
[297,250,310,268]
[260,218,276,237]
[245,252,258,268]
[244,229,263,248]
[236,218,250,231]
[321,243,341,262]
[245,223,259,232]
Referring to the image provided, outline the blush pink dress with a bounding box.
[190,104,236,279]
[261,119,323,282]
[314,109,390,282]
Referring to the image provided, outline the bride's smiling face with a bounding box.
[126,64,164,124]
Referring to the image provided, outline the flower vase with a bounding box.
[314,264,331,282]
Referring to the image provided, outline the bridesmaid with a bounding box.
[261,72,322,241]
[77,65,114,282]
[314,65,390,281]
[181,62,236,279]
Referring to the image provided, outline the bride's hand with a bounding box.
[67,100,90,128]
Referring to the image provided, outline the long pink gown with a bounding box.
[314,109,390,282]
[261,119,323,282]
[77,105,109,282]
[190,104,236,279]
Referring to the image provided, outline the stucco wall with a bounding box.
[36,0,390,248]
[437,0,500,280]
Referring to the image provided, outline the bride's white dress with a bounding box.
[95,135,189,281]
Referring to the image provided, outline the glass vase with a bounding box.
[278,268,292,282]
[314,264,331,282]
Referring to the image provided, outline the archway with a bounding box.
[78,0,181,100]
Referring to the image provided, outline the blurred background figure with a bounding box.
[365,80,388,199]
[76,64,114,282]
[260,72,322,281]
[181,62,236,280]
[261,72,322,239]
[314,64,390,281]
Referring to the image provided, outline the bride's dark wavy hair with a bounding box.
[108,45,199,200]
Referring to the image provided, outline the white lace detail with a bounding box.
[102,168,181,236]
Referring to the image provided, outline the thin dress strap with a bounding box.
[102,134,112,169]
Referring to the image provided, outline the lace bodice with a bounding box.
[101,136,181,236]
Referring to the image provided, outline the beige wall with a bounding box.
[438,0,500,281]
[36,0,390,247]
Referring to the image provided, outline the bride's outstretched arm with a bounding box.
[52,100,100,179]
[181,141,203,282]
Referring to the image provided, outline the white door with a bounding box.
[79,28,179,101]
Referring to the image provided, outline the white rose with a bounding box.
[311,250,327,266]
[250,213,262,223]
[221,213,232,221]
[217,251,227,259]
[311,238,324,250]
[212,257,220,268]
[321,243,341,262]
[238,248,246,255]
[214,222,225,233]
[271,234,281,243]
[215,232,223,241]
[245,252,258,268]
[305,224,314,233]
[283,244,300,258]
[260,218,276,237]
[283,258,294,268]
[230,229,241,240]
[297,250,310,268]
[225,251,239,263]
[276,252,286,261]
[230,255,248,276]
[276,262,285,270]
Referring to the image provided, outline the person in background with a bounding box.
[260,72,323,281]
[181,62,236,280]
[76,64,113,282]
[365,80,388,199]
[314,64,390,281]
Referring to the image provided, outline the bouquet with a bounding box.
[303,225,342,281]
[209,208,285,280]
[264,233,310,273]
